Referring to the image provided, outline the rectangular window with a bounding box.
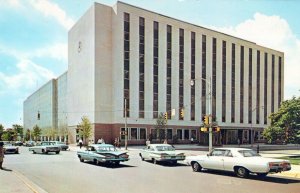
[131,128,137,140]
[256,51,260,124]
[240,46,244,123]
[202,35,207,117]
[139,128,146,140]
[191,32,195,121]
[278,57,282,108]
[167,129,173,140]
[153,21,159,118]
[166,25,172,119]
[248,48,253,124]
[264,53,268,124]
[191,130,197,139]
[177,129,183,140]
[123,12,130,117]
[231,43,235,123]
[222,41,226,122]
[179,28,184,120]
[184,130,189,140]
[139,17,145,118]
[212,38,216,122]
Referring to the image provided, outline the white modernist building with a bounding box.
[25,1,284,145]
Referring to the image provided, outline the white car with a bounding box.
[139,144,185,165]
[29,141,60,154]
[186,148,291,178]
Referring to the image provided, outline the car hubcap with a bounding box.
[193,163,199,171]
[238,168,245,176]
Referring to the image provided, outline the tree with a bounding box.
[263,97,300,144]
[32,125,42,141]
[1,131,10,141]
[154,113,167,142]
[0,124,4,140]
[13,124,23,140]
[25,129,31,141]
[44,128,57,141]
[77,116,92,145]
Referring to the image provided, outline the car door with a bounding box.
[202,149,226,170]
[143,146,153,160]
[222,150,235,171]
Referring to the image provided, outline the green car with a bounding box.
[77,144,129,166]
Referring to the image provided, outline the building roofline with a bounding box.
[112,1,283,54]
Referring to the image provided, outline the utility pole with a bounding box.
[125,98,128,150]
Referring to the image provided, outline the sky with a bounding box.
[0,0,299,128]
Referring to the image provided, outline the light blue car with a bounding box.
[77,144,129,166]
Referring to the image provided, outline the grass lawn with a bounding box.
[279,156,300,165]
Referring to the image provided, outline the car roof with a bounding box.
[214,147,252,151]
[90,144,113,147]
[148,144,172,147]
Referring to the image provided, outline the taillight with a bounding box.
[120,154,129,158]
[269,162,274,168]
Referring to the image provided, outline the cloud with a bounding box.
[209,13,300,99]
[0,43,67,61]
[0,59,55,91]
[0,0,22,9]
[29,0,74,30]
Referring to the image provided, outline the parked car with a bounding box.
[77,144,129,166]
[3,142,19,154]
[186,148,291,178]
[29,141,60,154]
[24,141,36,147]
[139,144,186,165]
[13,141,23,146]
[50,141,69,151]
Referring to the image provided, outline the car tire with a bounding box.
[33,151,36,154]
[79,156,84,162]
[257,173,268,178]
[139,153,145,161]
[55,151,60,154]
[152,158,157,164]
[192,162,202,172]
[235,167,249,178]
[172,160,177,165]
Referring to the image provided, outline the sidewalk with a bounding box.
[0,169,47,193]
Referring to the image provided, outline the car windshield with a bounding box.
[96,146,115,151]
[41,142,55,146]
[238,150,261,157]
[155,146,175,151]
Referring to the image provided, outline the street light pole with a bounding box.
[191,77,213,152]
[124,98,128,150]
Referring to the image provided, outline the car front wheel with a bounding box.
[192,162,202,172]
[235,167,249,178]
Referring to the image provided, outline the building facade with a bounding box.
[23,72,68,141]
[24,2,284,145]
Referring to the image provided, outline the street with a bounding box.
[1,146,300,193]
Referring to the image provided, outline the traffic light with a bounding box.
[204,115,209,125]
[180,108,184,118]
[164,112,168,120]
[200,127,208,132]
[212,127,221,132]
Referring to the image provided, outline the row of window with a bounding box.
[120,128,197,140]
[123,12,283,124]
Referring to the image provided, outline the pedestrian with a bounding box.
[257,144,260,154]
[191,137,194,144]
[0,141,4,170]
[237,138,240,147]
[163,139,167,144]
[114,138,117,148]
[97,138,103,144]
[79,139,83,149]
[146,138,150,146]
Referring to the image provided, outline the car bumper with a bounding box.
[156,157,186,162]
[269,166,291,173]
[101,158,129,163]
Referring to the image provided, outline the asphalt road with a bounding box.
[3,147,300,193]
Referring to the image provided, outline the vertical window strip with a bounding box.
[278,57,282,108]
[212,38,217,122]
[139,17,145,118]
[166,25,172,119]
[264,53,268,124]
[231,43,235,123]
[179,28,184,120]
[202,35,207,116]
[240,46,244,123]
[124,12,130,117]
[248,48,252,124]
[153,21,159,118]
[191,32,195,121]
[222,41,226,122]
[256,51,260,124]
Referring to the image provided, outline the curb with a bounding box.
[13,170,48,193]
[273,172,300,179]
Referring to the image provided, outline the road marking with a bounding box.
[13,170,48,193]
